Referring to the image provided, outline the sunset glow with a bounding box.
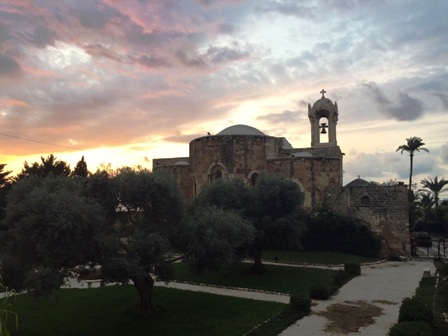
[0,1,447,186]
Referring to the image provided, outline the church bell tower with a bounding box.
[308,89,338,147]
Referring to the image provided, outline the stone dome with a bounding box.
[217,124,265,136]
[311,97,336,113]
[174,160,189,166]
[345,177,371,187]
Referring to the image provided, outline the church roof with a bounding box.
[311,97,335,112]
[174,160,189,166]
[346,177,371,187]
[217,124,266,136]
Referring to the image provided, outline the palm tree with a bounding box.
[415,191,435,223]
[396,137,429,192]
[420,176,448,207]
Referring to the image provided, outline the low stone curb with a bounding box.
[160,279,290,297]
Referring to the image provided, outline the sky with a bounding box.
[1,0,447,188]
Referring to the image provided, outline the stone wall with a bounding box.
[325,182,411,257]
[153,157,192,200]
[267,157,342,208]
[154,137,343,208]
[189,135,282,194]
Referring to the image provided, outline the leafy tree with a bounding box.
[1,167,255,314]
[193,173,305,274]
[181,206,254,273]
[84,168,118,224]
[434,205,448,233]
[15,154,71,180]
[0,164,12,223]
[0,176,107,297]
[72,156,89,178]
[192,179,251,215]
[420,176,448,207]
[102,168,253,312]
[248,173,305,273]
[396,137,429,193]
[302,209,381,257]
[0,164,11,188]
[414,191,435,227]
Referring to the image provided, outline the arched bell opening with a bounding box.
[308,90,338,147]
[318,116,329,144]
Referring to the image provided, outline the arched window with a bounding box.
[208,162,227,184]
[214,169,222,180]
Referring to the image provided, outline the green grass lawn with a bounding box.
[173,262,338,295]
[8,286,284,336]
[262,250,382,265]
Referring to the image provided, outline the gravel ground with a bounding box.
[279,260,435,336]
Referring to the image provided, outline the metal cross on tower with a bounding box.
[320,89,326,98]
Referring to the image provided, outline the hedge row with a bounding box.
[310,263,361,300]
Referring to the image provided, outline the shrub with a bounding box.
[289,294,311,313]
[0,254,25,291]
[398,297,433,323]
[24,267,64,299]
[388,321,435,336]
[436,279,448,310]
[344,263,361,276]
[309,283,330,300]
[332,270,351,286]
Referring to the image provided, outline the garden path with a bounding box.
[279,260,435,336]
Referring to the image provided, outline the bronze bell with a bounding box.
[320,122,328,134]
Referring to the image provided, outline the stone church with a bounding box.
[153,91,411,257]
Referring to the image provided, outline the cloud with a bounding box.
[206,44,249,64]
[175,45,208,68]
[137,54,171,69]
[258,110,300,124]
[441,144,448,164]
[0,54,22,76]
[84,44,122,62]
[362,82,424,121]
[388,92,424,121]
[435,93,448,110]
[26,25,57,48]
[344,150,438,185]
[255,2,315,20]
[69,1,116,29]
[217,23,235,34]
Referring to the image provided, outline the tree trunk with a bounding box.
[132,273,155,313]
[409,152,414,192]
[250,249,265,274]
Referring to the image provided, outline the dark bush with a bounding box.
[388,321,435,336]
[24,267,65,299]
[302,210,381,257]
[0,254,25,291]
[309,283,330,300]
[398,297,433,323]
[344,263,361,276]
[436,279,448,310]
[289,294,311,313]
[332,270,351,286]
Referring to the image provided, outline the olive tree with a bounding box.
[1,167,256,314]
[193,173,305,274]
[101,168,254,312]
[0,176,107,297]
